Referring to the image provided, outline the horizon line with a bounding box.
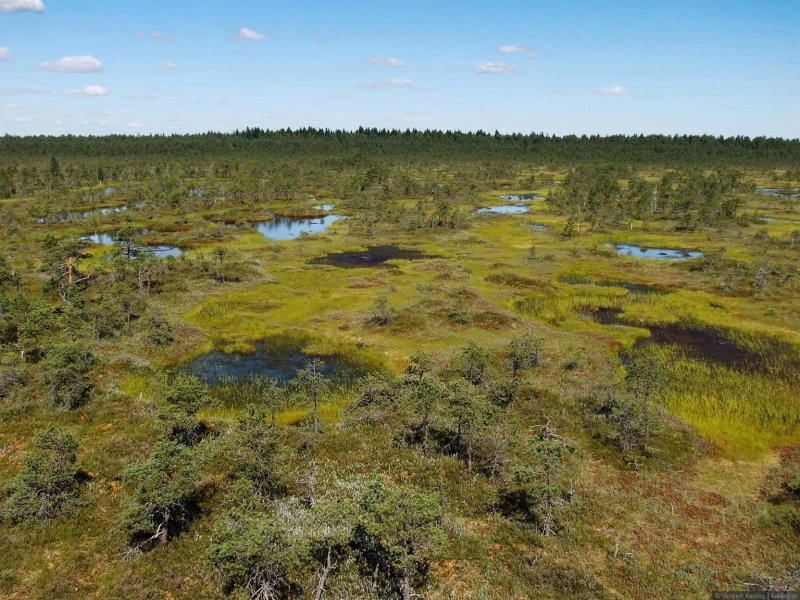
[2,128,799,142]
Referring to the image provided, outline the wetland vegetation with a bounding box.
[1,130,799,599]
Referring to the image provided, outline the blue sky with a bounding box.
[1,0,798,136]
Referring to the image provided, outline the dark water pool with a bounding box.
[309,245,438,268]
[559,276,666,295]
[180,341,369,385]
[591,309,765,372]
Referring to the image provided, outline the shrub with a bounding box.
[504,424,576,535]
[355,480,444,600]
[225,406,288,499]
[366,295,392,326]
[209,508,301,600]
[1,425,82,524]
[121,440,200,548]
[41,341,94,410]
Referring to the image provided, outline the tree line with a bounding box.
[2,129,800,166]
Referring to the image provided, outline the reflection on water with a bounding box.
[81,232,116,245]
[40,204,129,223]
[475,205,529,214]
[758,216,800,224]
[80,230,183,258]
[500,193,544,201]
[253,214,342,240]
[614,244,703,259]
[757,188,800,199]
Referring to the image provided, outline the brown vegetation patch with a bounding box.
[472,310,516,329]
[347,277,388,289]
[274,209,327,219]
[486,272,554,290]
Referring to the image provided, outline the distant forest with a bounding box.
[2,128,800,166]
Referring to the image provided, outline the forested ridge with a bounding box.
[2,129,800,165]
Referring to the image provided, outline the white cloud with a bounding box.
[234,27,268,41]
[0,0,46,12]
[41,55,103,73]
[473,62,518,75]
[361,78,413,90]
[498,44,528,54]
[370,57,406,68]
[65,85,108,97]
[151,32,174,44]
[161,61,177,70]
[0,47,12,60]
[595,85,629,95]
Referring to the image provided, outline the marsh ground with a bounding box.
[0,165,798,599]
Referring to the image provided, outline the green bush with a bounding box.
[121,439,200,548]
[1,425,82,524]
[41,341,94,410]
[355,479,444,600]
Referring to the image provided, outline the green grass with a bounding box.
[659,352,800,457]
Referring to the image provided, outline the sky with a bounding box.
[0,0,798,137]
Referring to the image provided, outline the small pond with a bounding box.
[500,193,544,202]
[253,214,342,240]
[590,309,766,373]
[80,231,183,258]
[758,216,800,224]
[529,223,549,232]
[180,340,370,386]
[145,245,184,258]
[40,204,129,223]
[309,244,438,268]
[644,324,753,370]
[476,204,530,215]
[757,188,800,199]
[614,244,703,259]
[312,203,336,211]
[559,276,666,295]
